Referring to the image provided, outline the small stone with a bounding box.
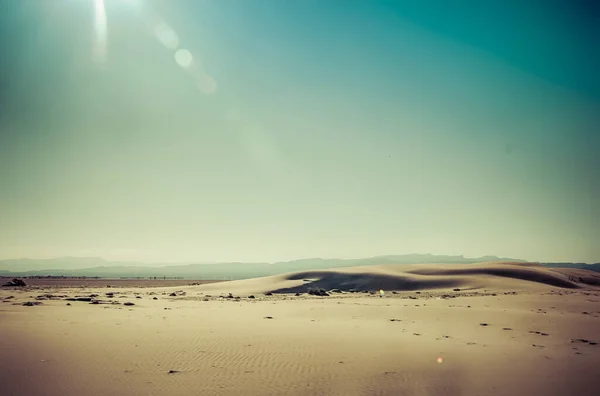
[72,297,93,302]
[571,338,590,344]
[124,302,135,306]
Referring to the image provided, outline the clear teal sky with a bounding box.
[0,0,598,263]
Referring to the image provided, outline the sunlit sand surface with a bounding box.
[1,262,599,396]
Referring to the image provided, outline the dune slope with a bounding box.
[188,262,598,296]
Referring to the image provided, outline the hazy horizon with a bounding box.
[1,0,598,264]
[0,252,528,265]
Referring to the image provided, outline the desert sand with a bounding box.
[1,262,599,396]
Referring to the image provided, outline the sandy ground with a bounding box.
[1,262,599,396]
[0,277,221,288]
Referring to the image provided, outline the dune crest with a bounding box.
[189,262,599,296]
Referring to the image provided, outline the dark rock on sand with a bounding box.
[2,278,26,287]
[571,338,593,344]
[90,300,111,305]
[307,287,329,297]
[65,297,94,302]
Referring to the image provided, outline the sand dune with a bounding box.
[1,262,599,396]
[187,262,597,297]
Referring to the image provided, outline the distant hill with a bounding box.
[0,257,167,272]
[0,254,531,279]
[1,254,597,279]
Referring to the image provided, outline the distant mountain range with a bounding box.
[1,254,598,279]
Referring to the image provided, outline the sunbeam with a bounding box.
[91,0,108,64]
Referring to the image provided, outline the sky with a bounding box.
[0,0,598,264]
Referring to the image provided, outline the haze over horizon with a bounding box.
[0,252,527,265]
[1,0,598,265]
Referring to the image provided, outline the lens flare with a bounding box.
[174,48,193,69]
[92,0,108,64]
[436,357,443,364]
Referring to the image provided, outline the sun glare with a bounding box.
[91,0,108,64]
[82,0,216,94]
